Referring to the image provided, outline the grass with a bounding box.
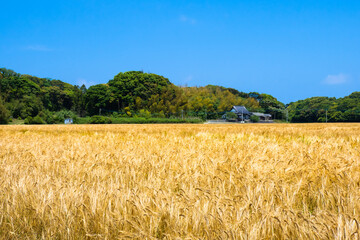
[8,119,25,125]
[0,123,360,239]
[75,116,204,124]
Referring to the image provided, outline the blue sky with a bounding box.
[1,0,359,103]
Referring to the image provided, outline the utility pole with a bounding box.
[241,108,244,123]
[181,109,184,120]
[286,109,289,123]
[99,108,102,116]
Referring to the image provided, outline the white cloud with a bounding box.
[24,45,53,51]
[179,15,197,24]
[323,74,349,85]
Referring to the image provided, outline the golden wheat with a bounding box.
[0,123,360,239]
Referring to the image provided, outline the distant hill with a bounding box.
[0,68,285,122]
[1,67,359,123]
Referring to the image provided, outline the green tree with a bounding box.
[138,109,151,118]
[108,71,171,110]
[258,94,285,119]
[85,84,112,115]
[72,84,87,116]
[225,112,238,121]
[250,115,260,122]
[0,97,9,124]
[287,93,360,123]
[0,68,79,119]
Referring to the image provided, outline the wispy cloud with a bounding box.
[179,15,197,24]
[323,74,349,85]
[24,45,53,52]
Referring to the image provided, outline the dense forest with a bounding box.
[0,67,359,124]
[287,92,360,122]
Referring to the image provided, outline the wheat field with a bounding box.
[0,123,360,239]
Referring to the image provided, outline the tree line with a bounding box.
[287,93,360,122]
[0,67,359,124]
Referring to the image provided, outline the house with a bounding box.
[64,118,73,124]
[251,112,272,121]
[224,106,272,122]
[230,105,251,121]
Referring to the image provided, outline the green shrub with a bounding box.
[52,110,78,124]
[24,115,46,124]
[160,111,166,118]
[24,116,33,124]
[250,115,260,123]
[32,115,46,124]
[110,117,203,124]
[138,109,152,119]
[76,117,91,124]
[90,115,112,124]
[45,115,56,124]
[225,112,238,121]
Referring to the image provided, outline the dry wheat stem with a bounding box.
[0,123,359,239]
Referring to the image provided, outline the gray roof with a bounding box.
[232,106,251,115]
[252,112,272,117]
